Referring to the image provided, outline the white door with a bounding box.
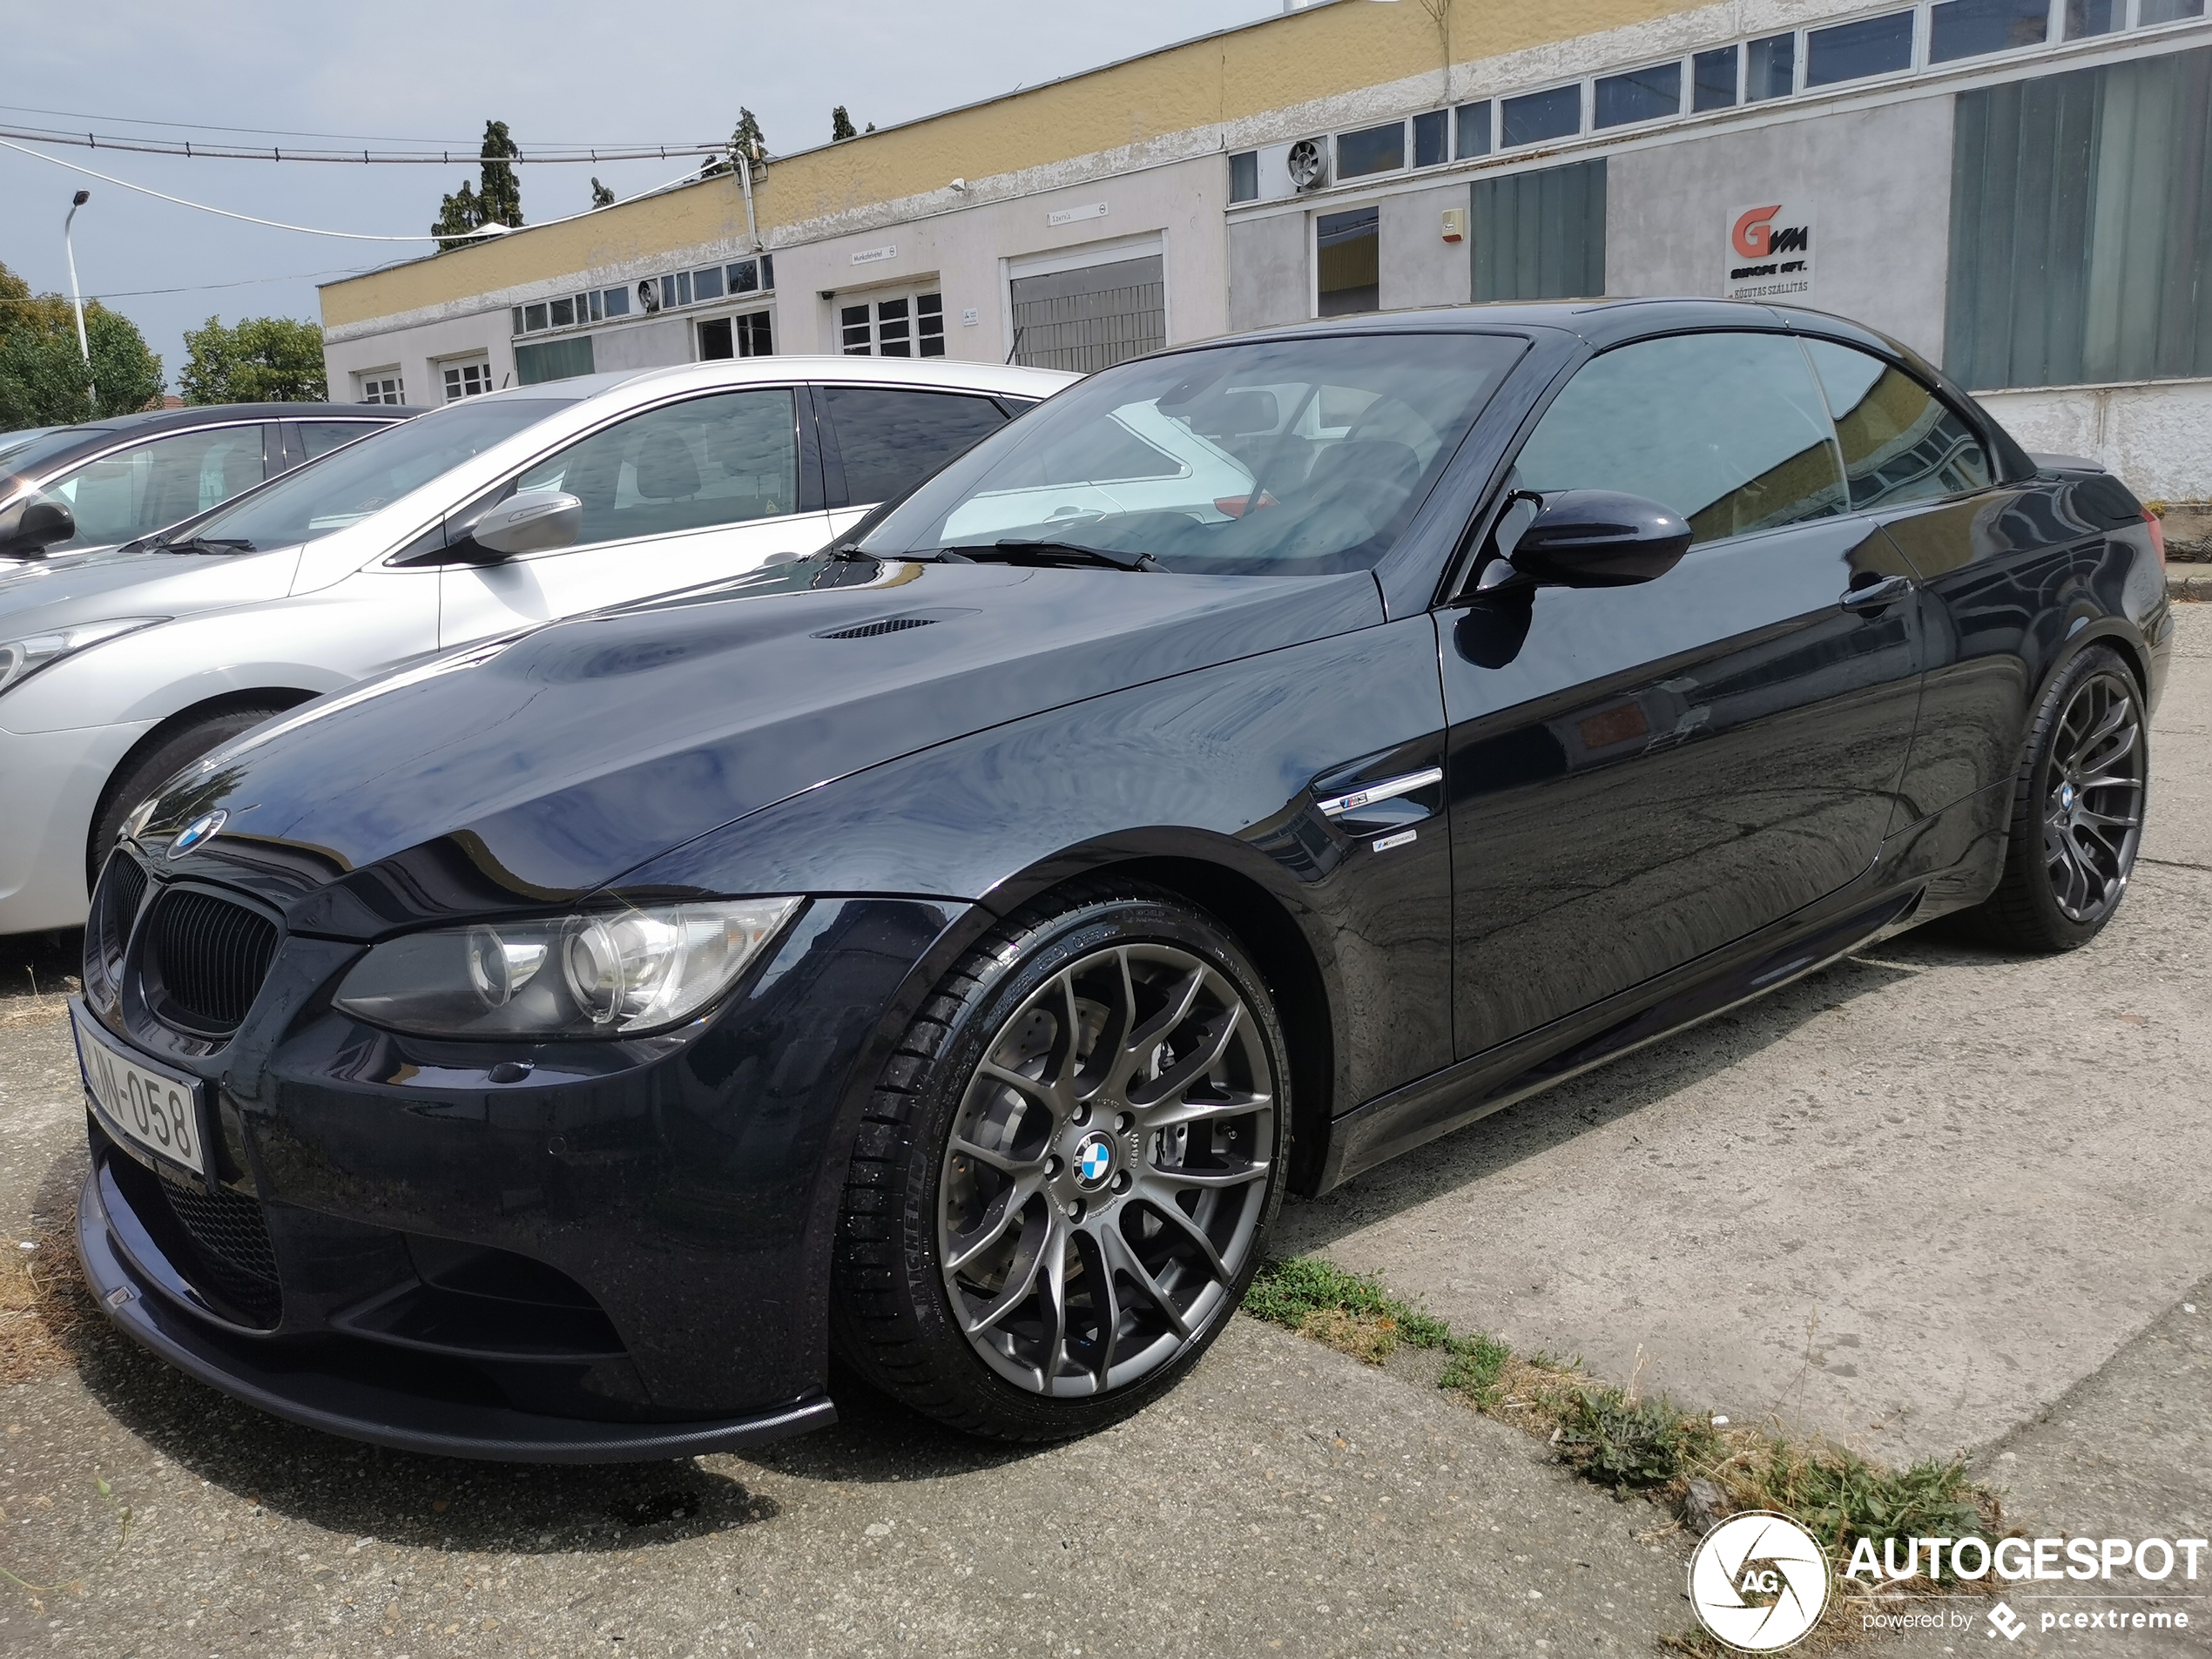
[439,385,830,646]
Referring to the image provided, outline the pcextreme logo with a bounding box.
[1723,200,1815,300]
[1689,1512,1831,1651]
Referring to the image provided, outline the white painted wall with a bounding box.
[324,312,522,408]
[1605,98,1955,362]
[1379,184,1473,312]
[1979,380,2212,502]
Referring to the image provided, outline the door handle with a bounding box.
[1839,573,1913,611]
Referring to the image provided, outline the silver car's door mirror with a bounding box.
[470,489,583,557]
[0,491,77,559]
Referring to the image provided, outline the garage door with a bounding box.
[1008,253,1165,373]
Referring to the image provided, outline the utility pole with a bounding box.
[64,189,95,411]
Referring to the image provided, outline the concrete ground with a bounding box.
[0,605,2204,1656]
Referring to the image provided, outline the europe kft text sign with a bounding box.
[1725,201,1814,300]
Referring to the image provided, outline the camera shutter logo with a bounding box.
[1687,1511,1830,1651]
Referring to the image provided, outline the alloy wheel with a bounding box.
[936,942,1276,1397]
[2041,668,2145,923]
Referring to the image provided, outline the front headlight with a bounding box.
[332,896,803,1038]
[0,617,170,698]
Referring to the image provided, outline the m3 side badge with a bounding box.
[168,809,226,859]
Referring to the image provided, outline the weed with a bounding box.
[1552,1385,1721,1488]
[0,1229,91,1386]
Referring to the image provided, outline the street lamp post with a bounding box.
[64,189,94,412]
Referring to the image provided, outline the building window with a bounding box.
[840,291,946,357]
[1948,47,2212,389]
[515,287,627,335]
[1595,63,1682,127]
[1009,256,1163,371]
[1931,0,2047,62]
[1337,121,1406,179]
[2142,0,2207,22]
[357,371,405,406]
[1693,45,1740,111]
[1502,85,1581,147]
[1806,12,1915,86]
[1748,32,1797,98]
[441,359,493,401]
[1316,207,1379,317]
[1229,151,1259,203]
[515,336,596,385]
[1454,101,1492,158]
[2067,0,2120,34]
[1413,109,1449,167]
[1472,158,1606,301]
[661,271,693,310]
[698,312,773,359]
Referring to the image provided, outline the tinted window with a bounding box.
[1694,45,1740,111]
[514,388,798,547]
[188,396,572,549]
[1748,32,1796,98]
[1503,85,1581,145]
[820,387,1009,507]
[298,421,384,461]
[1931,0,2048,60]
[1514,333,1846,544]
[1806,11,1915,85]
[854,332,1525,577]
[46,425,268,550]
[1595,63,1681,127]
[1804,341,1993,509]
[1337,121,1406,178]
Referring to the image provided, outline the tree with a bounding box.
[590,176,616,208]
[832,105,857,141]
[432,119,525,252]
[179,315,328,404]
[0,260,164,428]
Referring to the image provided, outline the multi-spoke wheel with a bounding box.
[1972,644,2148,951]
[831,882,1288,1440]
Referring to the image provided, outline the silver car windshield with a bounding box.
[853,333,1525,576]
[0,426,99,482]
[179,397,577,550]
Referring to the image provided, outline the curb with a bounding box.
[2172,568,2212,602]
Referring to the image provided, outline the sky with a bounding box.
[2,0,1270,388]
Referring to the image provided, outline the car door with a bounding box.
[38,422,271,553]
[815,383,1015,542]
[439,385,831,645]
[1437,329,1927,1059]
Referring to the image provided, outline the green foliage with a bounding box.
[434,119,525,252]
[590,176,616,209]
[832,105,858,142]
[1552,1386,1721,1487]
[179,315,327,404]
[1743,1444,1985,1568]
[1243,1256,1453,1349]
[0,261,164,428]
[1436,1328,1512,1402]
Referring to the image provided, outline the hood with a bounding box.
[0,543,301,636]
[146,557,1384,934]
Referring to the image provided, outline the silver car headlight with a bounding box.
[0,617,170,698]
[332,896,803,1038]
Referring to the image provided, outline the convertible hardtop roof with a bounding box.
[1225,295,1912,358]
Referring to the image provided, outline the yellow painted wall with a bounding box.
[322,0,1688,329]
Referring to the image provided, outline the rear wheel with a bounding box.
[1969,644,2146,951]
[831,880,1287,1440]
[87,702,299,887]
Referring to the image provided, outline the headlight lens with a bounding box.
[0,617,170,698]
[333,896,802,1038]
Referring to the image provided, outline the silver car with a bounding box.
[0,356,1073,934]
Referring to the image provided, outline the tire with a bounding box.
[831,878,1290,1440]
[1966,644,2148,953]
[86,703,299,889]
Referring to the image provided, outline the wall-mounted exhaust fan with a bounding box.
[1287,138,1328,192]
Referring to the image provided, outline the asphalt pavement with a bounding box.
[0,604,2205,1656]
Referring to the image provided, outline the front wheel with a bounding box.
[1968,644,2148,952]
[831,880,1288,1440]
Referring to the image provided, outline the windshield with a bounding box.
[854,332,1524,576]
[0,426,102,484]
[180,397,575,549]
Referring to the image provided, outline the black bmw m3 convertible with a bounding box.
[71,300,2170,1460]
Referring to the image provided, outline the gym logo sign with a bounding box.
[1724,201,1815,301]
[1689,1512,1831,1651]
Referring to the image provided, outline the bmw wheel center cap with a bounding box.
[1074,1131,1116,1189]
[169,808,226,859]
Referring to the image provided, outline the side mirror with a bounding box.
[1508,490,1691,588]
[0,492,77,559]
[469,489,583,558]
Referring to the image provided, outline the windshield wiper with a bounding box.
[149,536,256,556]
[940,540,1159,572]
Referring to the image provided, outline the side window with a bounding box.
[1512,333,1846,545]
[512,388,798,549]
[44,426,268,550]
[820,387,1010,506]
[298,421,382,461]
[1803,341,1992,509]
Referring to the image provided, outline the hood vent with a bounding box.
[814,616,940,640]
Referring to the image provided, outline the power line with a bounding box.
[0,122,726,166]
[0,102,718,150]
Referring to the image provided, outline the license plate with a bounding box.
[71,1001,207,1177]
